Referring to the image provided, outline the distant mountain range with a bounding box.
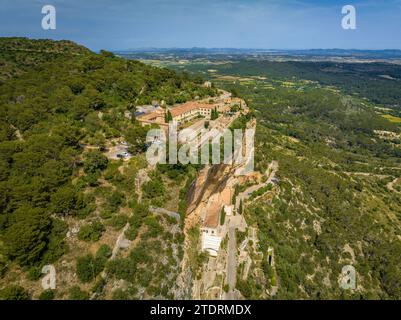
[114,48,401,60]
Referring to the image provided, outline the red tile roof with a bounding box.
[170,102,214,118]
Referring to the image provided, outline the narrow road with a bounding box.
[150,206,181,221]
[226,225,237,300]
[235,160,278,210]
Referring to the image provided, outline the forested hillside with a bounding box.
[217,60,401,110]
[161,54,401,299]
[224,79,401,299]
[0,37,91,83]
[0,38,215,299]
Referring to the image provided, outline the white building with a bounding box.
[200,187,233,256]
[201,233,222,257]
[224,205,234,216]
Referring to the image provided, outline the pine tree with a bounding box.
[211,107,219,120]
[239,199,243,215]
[165,110,173,123]
[220,207,226,225]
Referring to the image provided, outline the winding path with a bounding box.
[235,160,279,211]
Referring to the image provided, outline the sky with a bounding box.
[1,0,401,51]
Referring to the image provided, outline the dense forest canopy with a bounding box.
[164,58,401,112]
[0,38,216,278]
[0,37,90,84]
[214,70,401,299]
[218,60,401,109]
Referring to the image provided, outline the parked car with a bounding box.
[116,151,131,159]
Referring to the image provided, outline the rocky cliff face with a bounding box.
[186,164,234,215]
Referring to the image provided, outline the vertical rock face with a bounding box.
[177,164,240,299]
[186,164,234,216]
[174,266,193,300]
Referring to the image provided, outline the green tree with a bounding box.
[211,107,219,120]
[84,151,108,174]
[76,254,103,283]
[100,50,115,58]
[39,289,55,300]
[0,285,30,300]
[165,110,173,123]
[105,190,125,212]
[50,184,79,215]
[220,207,226,225]
[77,221,105,242]
[3,206,50,265]
[27,267,42,281]
[69,286,89,300]
[125,123,147,154]
[142,176,165,204]
[96,244,112,261]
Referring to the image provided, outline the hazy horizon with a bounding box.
[113,47,401,51]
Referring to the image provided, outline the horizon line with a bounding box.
[110,47,401,52]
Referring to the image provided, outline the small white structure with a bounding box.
[200,196,223,257]
[224,205,234,216]
[203,81,212,88]
[201,233,222,257]
[200,187,233,257]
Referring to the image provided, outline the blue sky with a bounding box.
[1,0,401,50]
